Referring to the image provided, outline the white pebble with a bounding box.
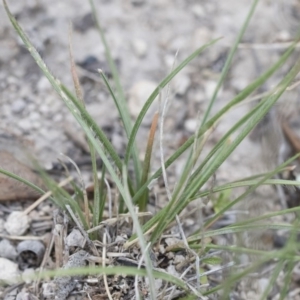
[11,99,26,114]
[0,239,17,260]
[29,111,40,121]
[184,118,198,132]
[37,76,51,92]
[173,73,191,96]
[128,80,159,126]
[18,119,32,132]
[4,212,30,236]
[192,4,205,17]
[204,80,218,99]
[0,258,20,285]
[132,39,147,58]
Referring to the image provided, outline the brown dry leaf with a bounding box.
[0,150,45,202]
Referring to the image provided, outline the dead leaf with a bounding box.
[0,151,45,201]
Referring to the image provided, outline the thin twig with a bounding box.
[167,265,194,300]
[34,232,55,294]
[135,242,152,300]
[60,154,90,227]
[22,177,73,215]
[0,233,44,240]
[159,50,178,201]
[86,212,152,233]
[103,232,113,300]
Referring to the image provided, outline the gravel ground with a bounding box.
[1,0,300,299]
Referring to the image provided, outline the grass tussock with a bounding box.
[2,0,300,299]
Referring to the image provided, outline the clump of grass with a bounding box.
[3,0,300,298]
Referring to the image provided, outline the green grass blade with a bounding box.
[220,204,300,232]
[127,174,300,245]
[149,57,300,243]
[130,37,297,206]
[89,0,142,184]
[190,177,300,201]
[29,266,189,292]
[125,38,221,167]
[90,144,100,232]
[0,168,45,197]
[88,0,126,103]
[190,223,296,240]
[61,86,135,198]
[61,86,123,170]
[199,153,300,233]
[201,0,260,125]
[2,0,124,175]
[3,0,149,234]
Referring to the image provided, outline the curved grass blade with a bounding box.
[61,86,123,171]
[125,38,222,167]
[28,265,189,292]
[199,223,296,239]
[3,0,124,175]
[149,57,300,243]
[126,174,300,246]
[130,38,297,206]
[199,152,300,234]
[0,168,46,198]
[3,0,151,253]
[89,0,142,184]
[201,0,260,125]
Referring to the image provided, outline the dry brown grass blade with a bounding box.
[281,120,300,155]
[140,112,159,211]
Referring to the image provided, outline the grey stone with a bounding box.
[66,229,85,248]
[11,99,26,114]
[0,239,17,261]
[53,250,88,300]
[128,80,159,127]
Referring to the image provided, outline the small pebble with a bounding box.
[4,212,30,236]
[128,80,159,126]
[132,39,147,58]
[0,258,20,285]
[37,77,51,92]
[29,111,40,121]
[11,99,26,114]
[204,80,218,99]
[192,4,205,17]
[66,229,85,248]
[184,118,198,132]
[18,119,32,133]
[0,239,17,260]
[173,73,191,96]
